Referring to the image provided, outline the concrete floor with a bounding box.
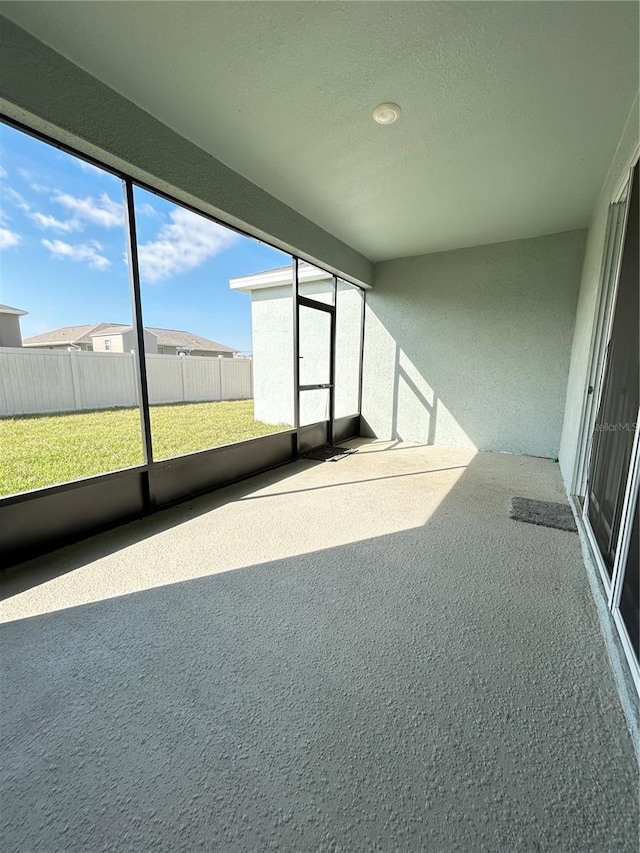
[1,441,638,851]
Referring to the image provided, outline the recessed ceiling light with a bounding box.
[372,103,401,125]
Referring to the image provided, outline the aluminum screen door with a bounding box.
[294,261,337,453]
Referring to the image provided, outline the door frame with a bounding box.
[293,258,337,455]
[574,152,640,695]
[572,146,638,501]
[572,200,628,501]
[608,429,640,696]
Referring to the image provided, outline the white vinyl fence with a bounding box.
[0,347,253,417]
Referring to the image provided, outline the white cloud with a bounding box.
[137,202,160,217]
[41,238,111,270]
[4,187,31,212]
[30,211,80,233]
[0,165,7,180]
[17,168,49,194]
[76,160,104,176]
[138,207,237,282]
[0,228,21,250]
[52,192,123,228]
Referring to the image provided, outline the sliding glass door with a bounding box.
[586,162,639,573]
[583,160,639,686]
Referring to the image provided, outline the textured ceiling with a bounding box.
[1,1,638,261]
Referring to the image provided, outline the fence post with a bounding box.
[181,356,187,402]
[68,350,82,411]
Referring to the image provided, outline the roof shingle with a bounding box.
[22,323,235,352]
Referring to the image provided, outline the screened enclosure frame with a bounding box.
[0,114,366,567]
[295,261,337,453]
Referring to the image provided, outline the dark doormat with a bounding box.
[509,497,577,532]
[303,446,358,462]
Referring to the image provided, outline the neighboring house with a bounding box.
[20,322,115,351]
[145,328,236,358]
[22,323,236,357]
[90,325,158,355]
[0,304,28,347]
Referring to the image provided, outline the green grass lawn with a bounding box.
[0,400,290,496]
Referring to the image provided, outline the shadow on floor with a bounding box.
[1,450,637,852]
[0,438,461,603]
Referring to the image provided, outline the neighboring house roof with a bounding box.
[23,323,124,347]
[146,328,235,353]
[91,325,146,337]
[23,323,235,352]
[0,304,29,316]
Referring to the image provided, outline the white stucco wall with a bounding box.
[334,282,363,419]
[362,229,586,458]
[250,279,363,427]
[558,93,639,490]
[251,287,295,426]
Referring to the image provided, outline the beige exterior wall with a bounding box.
[92,333,125,353]
[92,329,158,354]
[0,314,24,348]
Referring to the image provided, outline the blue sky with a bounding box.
[0,121,290,353]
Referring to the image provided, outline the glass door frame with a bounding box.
[293,258,337,455]
[576,155,640,695]
[571,200,628,501]
[609,428,639,680]
[579,158,633,591]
